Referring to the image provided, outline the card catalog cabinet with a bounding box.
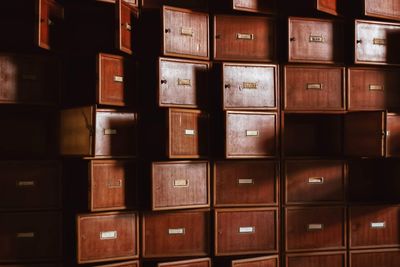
[285,251,347,267]
[158,258,211,267]
[350,249,400,267]
[76,212,139,264]
[363,0,400,21]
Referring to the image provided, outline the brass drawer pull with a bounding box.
[239,226,255,233]
[369,84,384,91]
[308,177,324,184]
[178,79,191,86]
[104,129,117,135]
[308,224,323,230]
[237,33,254,40]
[125,23,132,31]
[168,228,185,235]
[173,179,189,187]
[100,231,117,240]
[371,222,386,229]
[114,76,124,83]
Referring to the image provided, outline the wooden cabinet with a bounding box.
[232,255,279,267]
[283,65,345,111]
[151,161,210,210]
[349,205,400,249]
[214,15,276,62]
[288,17,343,63]
[76,212,139,264]
[285,206,346,252]
[214,160,279,207]
[284,160,346,205]
[0,212,62,262]
[215,208,279,255]
[158,258,211,267]
[142,210,210,258]
[363,0,400,21]
[286,251,347,267]
[60,106,137,157]
[96,260,139,267]
[0,161,61,210]
[350,249,400,267]
[225,111,278,158]
[222,63,278,110]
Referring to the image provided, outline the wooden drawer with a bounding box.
[349,205,400,249]
[77,212,139,264]
[288,17,343,63]
[142,0,208,10]
[285,206,346,252]
[354,20,400,65]
[232,255,279,267]
[0,212,61,262]
[226,111,278,158]
[214,0,276,14]
[158,258,211,267]
[158,57,210,108]
[386,113,400,157]
[0,161,61,210]
[214,15,276,62]
[95,260,139,267]
[286,251,347,267]
[151,161,210,210]
[222,63,278,110]
[364,0,400,21]
[285,0,341,16]
[285,160,346,205]
[60,106,137,157]
[215,208,279,256]
[162,6,209,60]
[284,65,345,111]
[350,249,400,267]
[348,67,400,111]
[142,210,210,258]
[0,264,61,267]
[0,54,59,105]
[214,160,279,207]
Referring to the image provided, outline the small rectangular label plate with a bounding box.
[239,226,255,233]
[100,231,117,240]
[168,228,185,235]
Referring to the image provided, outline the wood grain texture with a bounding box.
[286,251,346,267]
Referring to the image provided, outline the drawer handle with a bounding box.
[238,178,254,184]
[125,23,132,31]
[16,232,35,238]
[373,38,386,45]
[184,129,195,136]
[22,74,37,81]
[237,33,254,40]
[309,35,324,43]
[178,79,191,86]
[308,224,324,230]
[16,180,35,187]
[173,179,189,187]
[114,76,124,83]
[108,179,122,189]
[100,230,117,240]
[241,82,257,90]
[356,39,362,44]
[168,228,185,235]
[369,84,384,91]
[290,37,296,42]
[181,27,193,37]
[371,222,386,229]
[246,130,259,136]
[239,226,255,234]
[104,129,117,135]
[308,177,324,184]
[224,84,231,89]
[307,83,323,90]
[41,18,54,26]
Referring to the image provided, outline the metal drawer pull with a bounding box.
[371,222,386,229]
[100,231,117,240]
[308,224,324,230]
[308,177,324,184]
[369,84,384,91]
[242,82,257,90]
[178,79,191,86]
[373,38,386,45]
[125,23,132,31]
[239,226,255,233]
[184,129,195,135]
[238,178,254,184]
[108,179,122,189]
[48,19,54,26]
[22,74,37,80]
[17,232,35,238]
[246,130,259,136]
[16,180,35,187]
[181,27,193,36]
[168,228,185,235]
[237,33,254,40]
[114,76,124,83]
[309,35,324,43]
[104,129,117,135]
[307,83,323,90]
[173,179,189,187]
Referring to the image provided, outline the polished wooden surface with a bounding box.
[364,0,400,21]
[350,249,400,267]
[232,255,279,267]
[286,251,346,267]
[158,258,211,267]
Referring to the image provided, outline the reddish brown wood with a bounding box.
[364,0,400,21]
[386,113,400,157]
[95,260,139,267]
[286,251,347,267]
[117,0,135,54]
[350,249,400,267]
[231,0,276,14]
[232,255,279,267]
[158,258,211,267]
[141,0,208,9]
[317,0,339,15]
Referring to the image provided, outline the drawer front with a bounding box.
[387,114,400,157]
[214,161,278,206]
[214,15,275,62]
[168,109,209,158]
[159,58,210,108]
[232,255,279,267]
[152,161,209,210]
[96,260,139,267]
[226,112,277,158]
[289,17,343,63]
[95,111,137,156]
[350,206,400,248]
[163,6,209,59]
[90,160,137,211]
[0,161,61,210]
[142,211,210,258]
[285,207,346,252]
[159,258,211,267]
[124,0,138,7]
[38,0,64,50]
[364,0,400,21]
[117,0,134,54]
[355,20,400,65]
[284,66,345,111]
[0,265,61,267]
[285,160,346,204]
[77,212,139,264]
[348,68,400,110]
[98,53,126,106]
[286,252,346,267]
[0,212,61,262]
[317,0,339,15]
[223,63,277,110]
[350,249,400,267]
[232,0,276,14]
[215,208,278,255]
